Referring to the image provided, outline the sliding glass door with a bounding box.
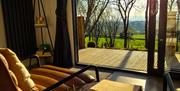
[73,0,169,74]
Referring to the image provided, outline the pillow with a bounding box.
[8,70,18,86]
[0,48,37,91]
[0,53,9,68]
[0,53,22,91]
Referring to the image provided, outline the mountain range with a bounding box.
[129,21,145,33]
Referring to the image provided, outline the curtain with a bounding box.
[1,0,37,59]
[53,0,73,67]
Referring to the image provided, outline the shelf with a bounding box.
[33,0,53,50]
[35,24,47,28]
[36,51,52,58]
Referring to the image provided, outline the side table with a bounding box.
[90,80,142,91]
[29,51,52,70]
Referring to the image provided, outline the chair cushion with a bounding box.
[0,52,9,68]
[0,53,17,85]
[35,84,46,91]
[30,68,85,88]
[8,70,18,86]
[0,53,22,91]
[31,74,70,91]
[0,48,37,91]
[41,65,96,83]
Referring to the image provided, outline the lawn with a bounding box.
[131,34,145,39]
[85,34,159,50]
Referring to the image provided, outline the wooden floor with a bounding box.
[79,48,157,72]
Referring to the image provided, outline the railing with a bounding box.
[43,65,100,91]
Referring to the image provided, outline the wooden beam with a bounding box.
[158,0,168,75]
[147,0,157,75]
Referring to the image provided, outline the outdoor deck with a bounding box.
[79,48,157,72]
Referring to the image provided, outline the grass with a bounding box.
[85,34,159,50]
[131,34,145,39]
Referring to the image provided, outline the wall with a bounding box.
[0,1,74,60]
[0,1,7,48]
[38,0,75,62]
[35,0,56,47]
[67,0,75,63]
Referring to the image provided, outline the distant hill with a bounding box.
[98,20,145,34]
[129,21,145,33]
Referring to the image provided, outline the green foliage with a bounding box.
[39,43,51,52]
[131,34,145,39]
[85,34,159,50]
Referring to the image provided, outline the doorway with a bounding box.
[73,0,168,74]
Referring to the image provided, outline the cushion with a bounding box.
[30,68,85,88]
[35,84,46,91]
[0,53,22,91]
[0,53,9,68]
[31,74,70,91]
[8,70,18,86]
[41,65,96,83]
[0,48,37,91]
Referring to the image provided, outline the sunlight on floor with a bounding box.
[79,48,158,72]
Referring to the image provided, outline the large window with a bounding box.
[74,0,180,74]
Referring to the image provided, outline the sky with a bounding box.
[129,0,146,21]
[77,0,147,20]
[109,0,178,21]
[78,0,178,21]
[106,0,147,21]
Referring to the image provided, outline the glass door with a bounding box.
[74,0,170,74]
[75,0,149,73]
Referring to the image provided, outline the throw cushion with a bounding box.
[30,68,85,88]
[0,48,37,91]
[0,53,22,91]
[41,65,96,83]
[0,53,9,68]
[8,70,18,86]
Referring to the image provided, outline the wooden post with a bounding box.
[158,0,168,75]
[77,16,85,49]
[147,0,157,75]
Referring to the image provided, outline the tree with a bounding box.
[93,22,103,47]
[116,0,136,48]
[168,0,176,11]
[105,17,121,48]
[78,0,110,41]
[100,20,109,48]
[77,0,87,16]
